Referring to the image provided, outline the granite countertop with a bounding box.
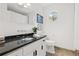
[0,33,46,56]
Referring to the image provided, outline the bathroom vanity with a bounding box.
[0,3,47,56]
[0,33,47,56]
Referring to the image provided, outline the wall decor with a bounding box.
[37,14,43,24]
[49,11,58,21]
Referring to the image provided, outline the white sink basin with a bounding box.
[22,38,33,41]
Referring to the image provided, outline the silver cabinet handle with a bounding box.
[43,40,45,41]
[41,45,43,50]
[33,50,37,56]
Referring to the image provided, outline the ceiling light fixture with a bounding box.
[18,3,23,5]
[24,5,28,8]
[27,3,31,6]
[18,3,31,8]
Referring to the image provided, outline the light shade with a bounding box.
[49,11,58,21]
[18,3,31,8]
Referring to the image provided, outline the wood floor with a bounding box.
[46,46,79,56]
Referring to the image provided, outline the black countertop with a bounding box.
[0,33,46,56]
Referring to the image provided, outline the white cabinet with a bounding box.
[37,43,46,56]
[22,38,41,56]
[22,44,35,56]
[37,38,46,56]
[4,48,22,56]
[23,37,46,56]
[25,51,33,56]
[4,37,47,56]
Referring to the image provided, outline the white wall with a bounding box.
[74,3,79,50]
[43,3,75,50]
[28,4,45,28]
[26,3,75,50]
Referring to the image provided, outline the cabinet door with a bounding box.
[4,48,22,56]
[42,38,46,56]
[22,44,35,56]
[23,50,34,56]
[24,49,38,56]
[37,43,46,56]
[41,42,46,56]
[22,39,42,56]
[36,46,42,56]
[37,38,46,56]
[26,52,33,56]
